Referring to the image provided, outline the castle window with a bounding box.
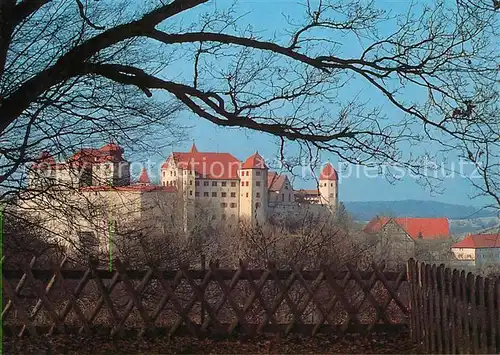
[195,192,200,197]
[189,190,193,196]
[195,180,200,186]
[245,181,249,186]
[204,192,209,197]
[256,171,261,176]
[221,192,227,197]
[331,183,333,187]
[285,185,288,190]
[231,182,237,187]
[255,202,261,208]
[231,192,236,198]
[246,192,249,198]
[221,202,227,208]
[184,170,187,175]
[256,181,260,187]
[212,181,217,186]
[212,192,217,197]
[204,181,209,186]
[246,171,250,176]
[221,181,227,187]
[241,181,244,186]
[174,171,176,176]
[230,203,237,208]
[190,180,193,185]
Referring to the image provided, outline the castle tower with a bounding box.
[239,152,268,224]
[137,168,151,186]
[319,163,338,212]
[95,143,130,186]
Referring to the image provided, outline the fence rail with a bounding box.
[407,259,500,354]
[2,258,409,338]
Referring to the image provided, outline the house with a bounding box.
[363,216,450,263]
[451,233,500,266]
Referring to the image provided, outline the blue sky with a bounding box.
[128,0,491,207]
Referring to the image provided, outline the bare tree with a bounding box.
[0,0,498,208]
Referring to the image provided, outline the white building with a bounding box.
[451,233,500,266]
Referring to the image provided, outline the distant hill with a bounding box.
[343,200,498,221]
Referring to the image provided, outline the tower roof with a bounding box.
[138,168,151,184]
[189,143,198,153]
[319,163,338,181]
[242,152,267,169]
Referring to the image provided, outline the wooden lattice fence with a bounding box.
[1,258,409,338]
[407,259,500,354]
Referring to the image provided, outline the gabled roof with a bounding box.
[138,168,150,184]
[241,152,267,169]
[363,216,450,240]
[267,172,287,191]
[161,146,241,180]
[320,163,338,181]
[452,234,500,249]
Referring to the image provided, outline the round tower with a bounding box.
[238,152,268,225]
[319,163,338,212]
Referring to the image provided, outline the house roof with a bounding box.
[138,168,150,184]
[267,172,287,191]
[363,216,450,240]
[33,144,126,170]
[161,144,241,180]
[241,152,267,170]
[320,163,338,181]
[80,185,176,193]
[452,234,500,249]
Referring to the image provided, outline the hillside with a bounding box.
[344,200,497,221]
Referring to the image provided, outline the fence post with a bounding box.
[438,264,446,354]
[407,259,417,343]
[200,254,206,325]
[485,277,495,354]
[468,272,478,353]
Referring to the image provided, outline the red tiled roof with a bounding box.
[138,168,150,184]
[320,163,338,181]
[33,144,126,170]
[100,143,124,153]
[32,151,67,170]
[80,185,176,193]
[363,216,450,240]
[452,234,500,249]
[70,144,125,165]
[241,152,267,169]
[267,172,287,191]
[161,147,241,180]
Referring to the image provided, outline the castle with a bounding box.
[160,143,338,225]
[22,143,339,250]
